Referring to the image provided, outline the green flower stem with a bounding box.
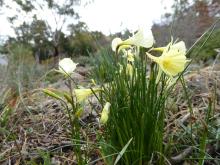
[66,79,83,164]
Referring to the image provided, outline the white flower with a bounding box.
[111,28,154,52]
[58,58,77,75]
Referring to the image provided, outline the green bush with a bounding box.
[189,28,220,61]
[70,32,97,56]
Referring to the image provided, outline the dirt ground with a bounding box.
[0,62,220,164]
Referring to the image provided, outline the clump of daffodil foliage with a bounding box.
[43,27,190,164]
[92,28,190,164]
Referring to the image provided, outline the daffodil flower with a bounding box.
[74,88,101,102]
[58,58,78,76]
[100,102,111,124]
[112,28,154,52]
[146,41,190,77]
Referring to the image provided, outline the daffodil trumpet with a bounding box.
[146,41,190,78]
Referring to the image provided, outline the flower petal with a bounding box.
[171,41,186,54]
[123,28,154,48]
[112,37,122,52]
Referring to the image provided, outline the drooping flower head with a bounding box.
[112,28,154,53]
[146,41,190,77]
[58,58,78,76]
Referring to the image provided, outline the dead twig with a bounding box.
[170,146,193,164]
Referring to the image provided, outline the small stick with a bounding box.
[170,146,193,164]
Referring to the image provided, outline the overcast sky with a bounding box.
[77,0,173,34]
[0,0,173,38]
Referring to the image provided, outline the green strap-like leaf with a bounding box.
[114,137,133,165]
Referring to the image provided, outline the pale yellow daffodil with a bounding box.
[100,102,111,124]
[146,41,190,77]
[58,58,78,76]
[74,88,101,102]
[112,28,154,52]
